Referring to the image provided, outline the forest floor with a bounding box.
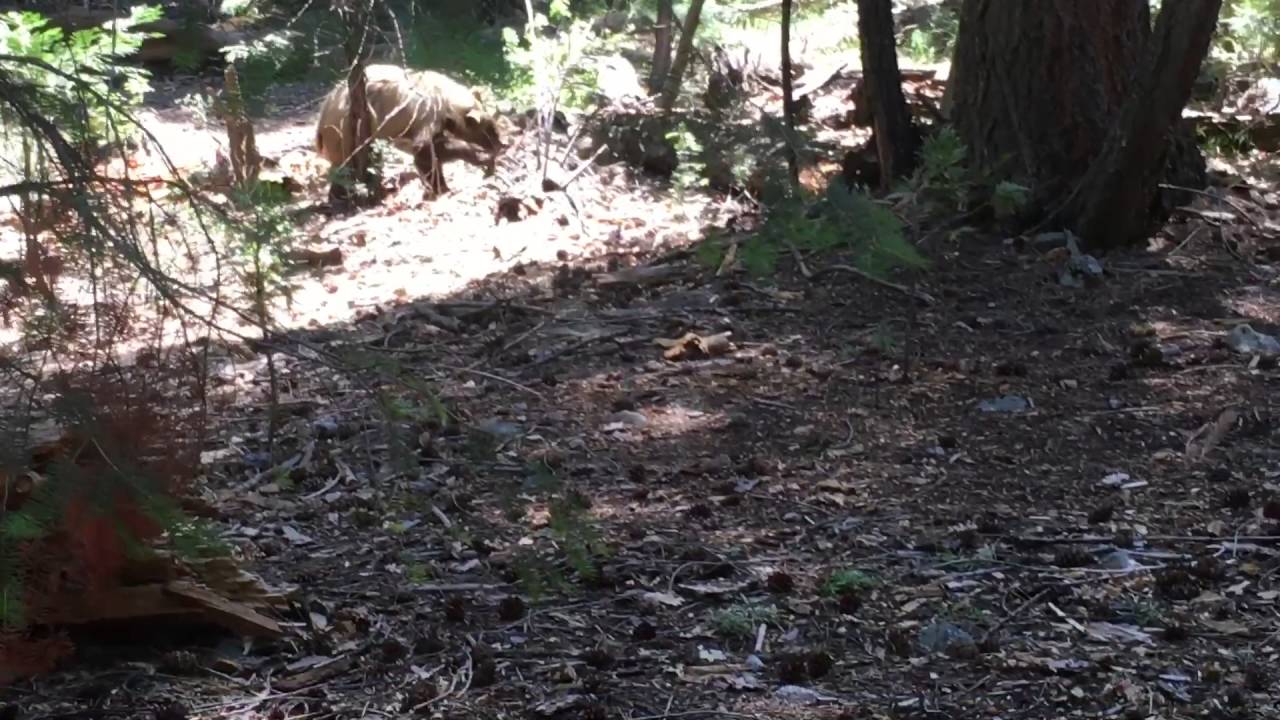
[5,57,1280,720]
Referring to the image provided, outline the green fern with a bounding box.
[911,127,971,210]
[512,461,607,586]
[991,180,1031,219]
[0,7,160,153]
[827,183,929,278]
[167,519,230,559]
[667,124,705,197]
[743,183,927,280]
[513,549,563,600]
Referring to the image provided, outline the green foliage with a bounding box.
[990,180,1031,220]
[221,0,264,19]
[0,575,25,628]
[697,179,927,281]
[691,1,859,61]
[496,3,610,111]
[176,90,219,130]
[667,123,704,196]
[167,519,231,559]
[374,379,449,474]
[406,562,432,584]
[901,2,959,64]
[830,184,929,277]
[400,9,513,87]
[910,126,969,209]
[821,568,879,596]
[324,139,389,198]
[871,321,898,353]
[739,235,781,277]
[0,441,203,629]
[513,549,564,600]
[1215,0,1280,64]
[223,31,312,114]
[906,127,1038,222]
[224,181,295,311]
[0,6,159,163]
[711,601,778,640]
[502,461,607,595]
[384,384,449,427]
[1197,122,1254,158]
[694,229,727,269]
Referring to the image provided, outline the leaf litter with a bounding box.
[7,62,1280,720]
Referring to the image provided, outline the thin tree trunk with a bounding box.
[658,0,707,112]
[336,0,375,201]
[649,0,674,93]
[221,65,260,188]
[856,0,920,188]
[780,0,798,187]
[1070,0,1223,249]
[343,63,372,184]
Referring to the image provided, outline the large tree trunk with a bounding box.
[856,0,921,189]
[948,0,1215,248]
[949,0,1150,191]
[1070,1,1223,248]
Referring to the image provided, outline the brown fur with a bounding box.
[314,64,502,172]
[415,133,497,197]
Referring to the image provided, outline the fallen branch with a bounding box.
[812,264,936,304]
[783,238,812,278]
[555,143,610,192]
[525,328,629,369]
[991,533,1280,545]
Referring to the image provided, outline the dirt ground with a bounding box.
[4,61,1280,720]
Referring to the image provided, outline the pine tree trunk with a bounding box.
[856,0,920,188]
[1069,0,1223,248]
[780,0,798,186]
[334,0,375,202]
[649,0,674,94]
[947,0,1215,248]
[658,0,707,112]
[949,0,1150,192]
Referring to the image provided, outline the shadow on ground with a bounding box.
[11,207,1279,719]
[4,56,1279,720]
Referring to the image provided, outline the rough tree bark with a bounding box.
[1069,0,1223,248]
[947,0,1216,248]
[658,0,707,112]
[856,0,921,188]
[949,0,1151,191]
[649,0,675,94]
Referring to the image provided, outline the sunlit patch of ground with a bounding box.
[0,73,731,362]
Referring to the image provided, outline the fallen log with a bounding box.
[44,9,250,64]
